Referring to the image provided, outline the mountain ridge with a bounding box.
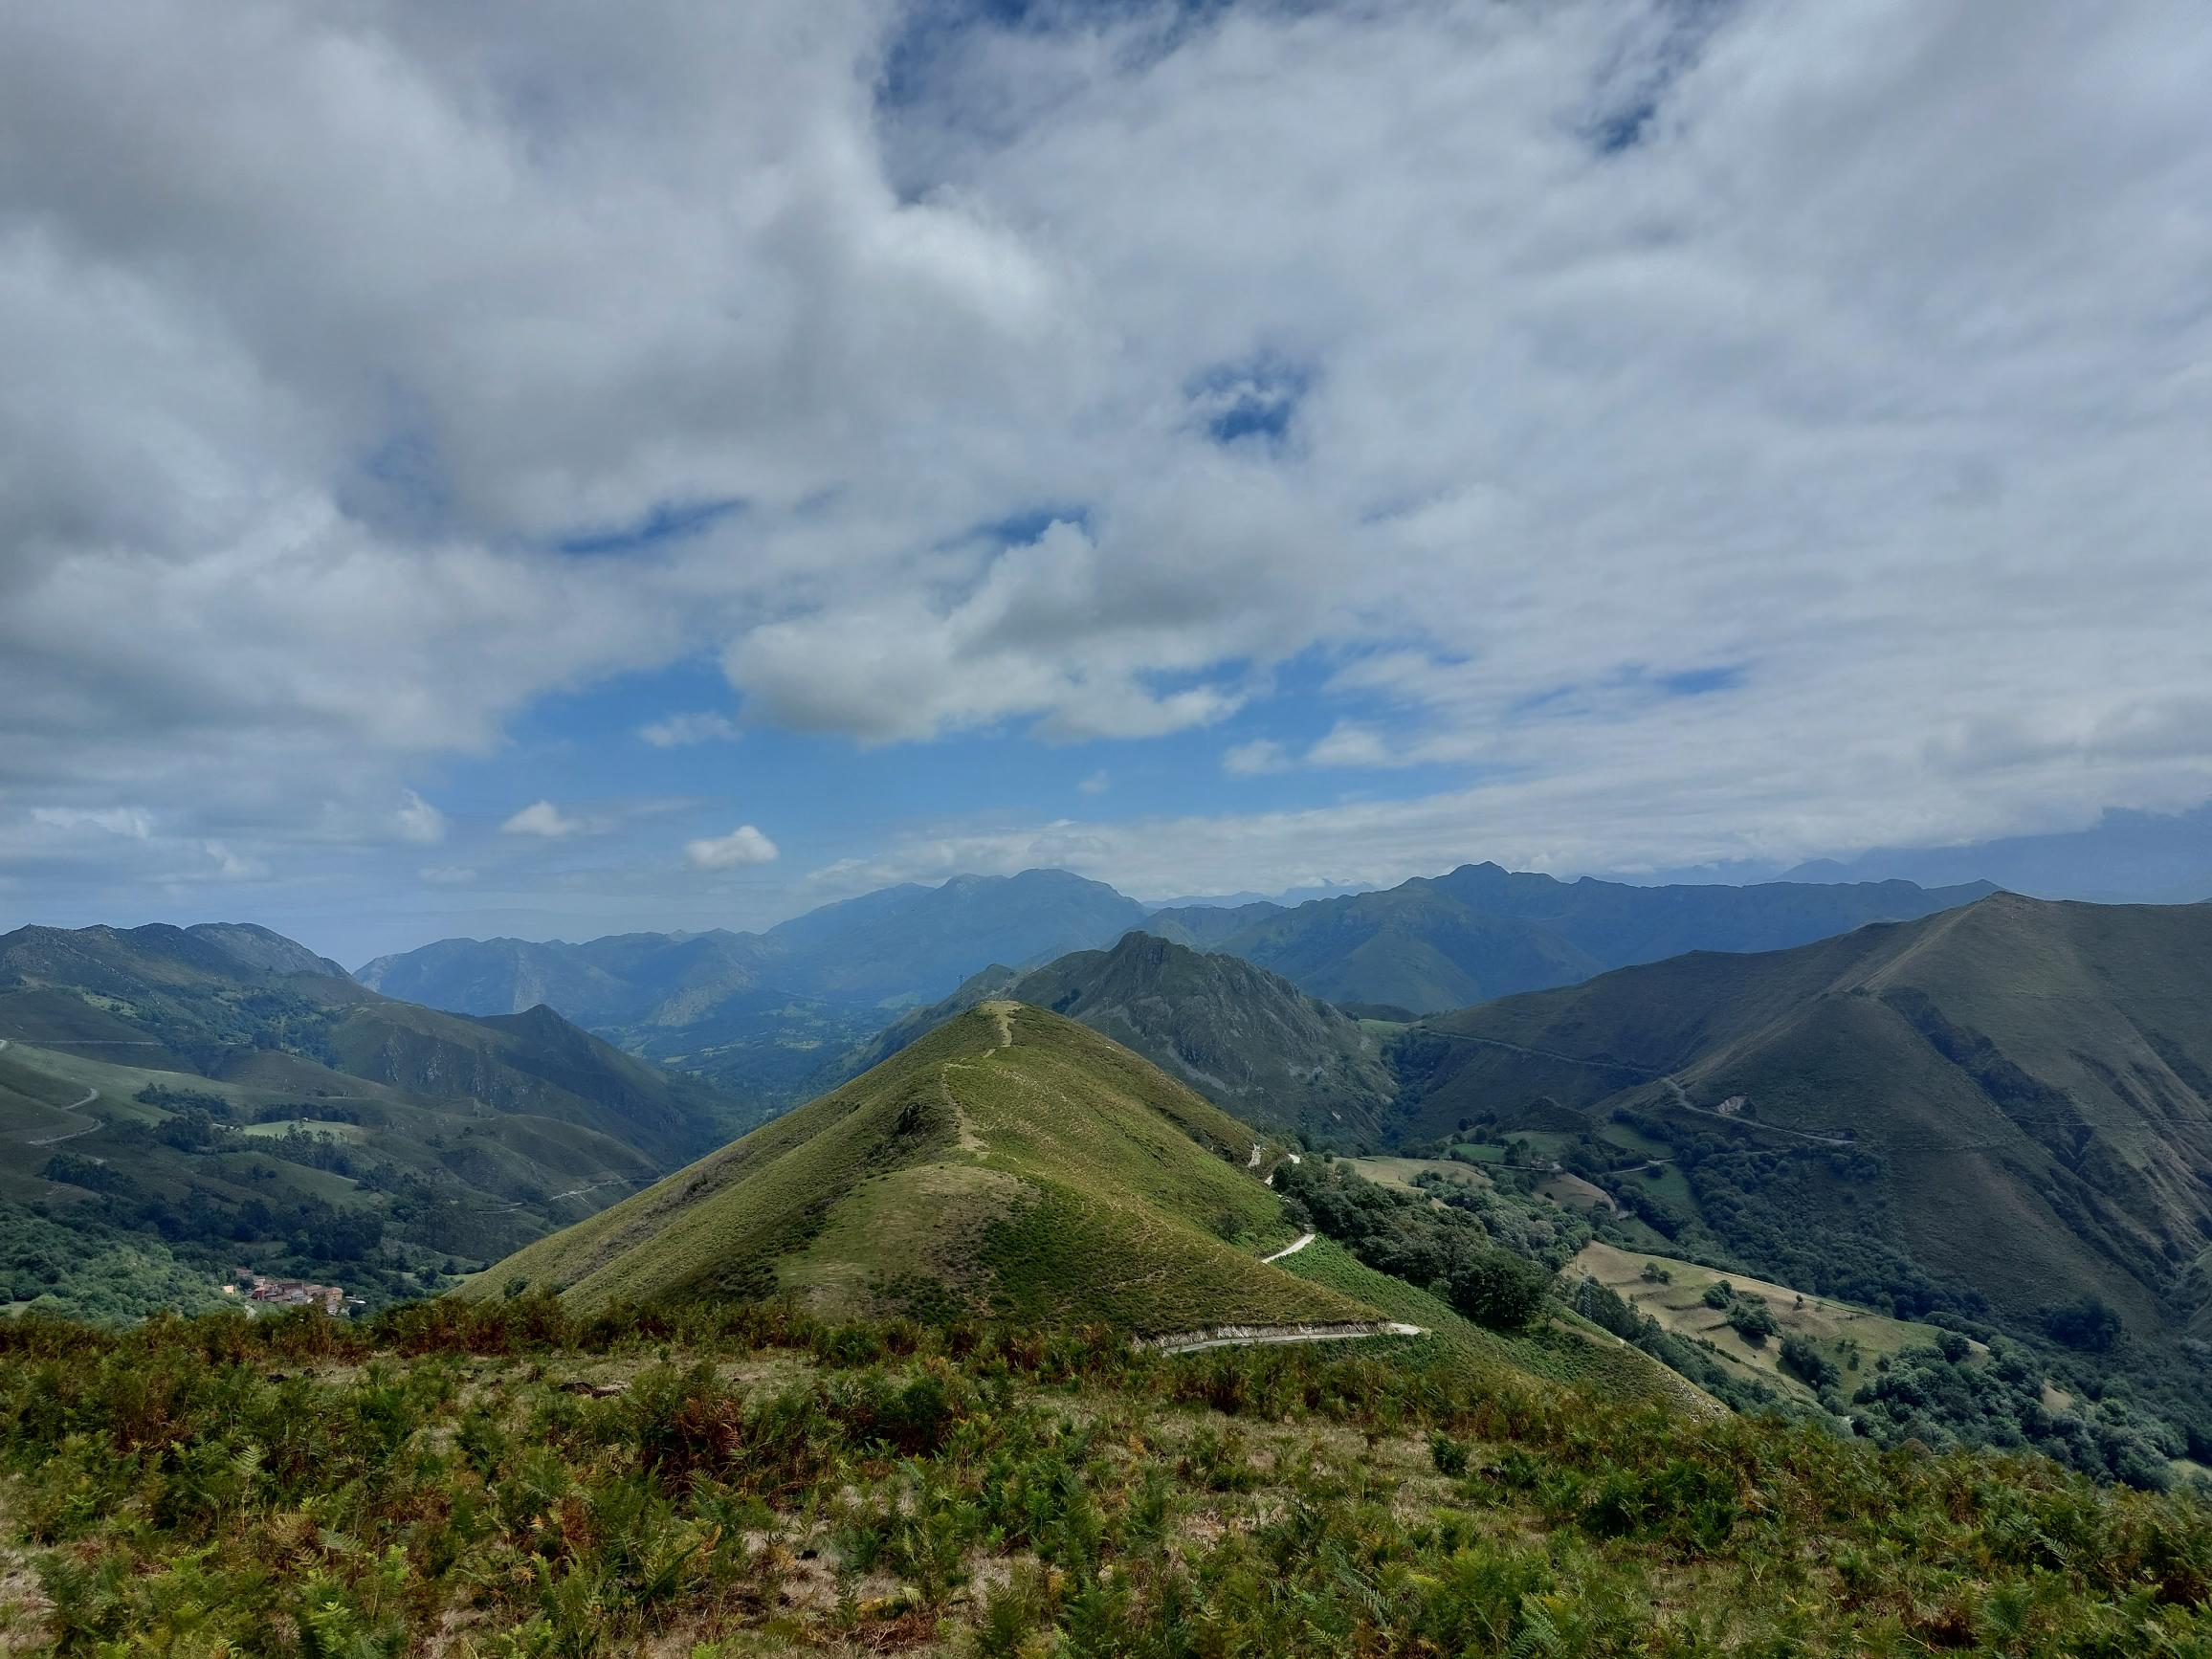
[1386,892,2212,1450]
[839,930,1399,1140]
[467,1001,1373,1335]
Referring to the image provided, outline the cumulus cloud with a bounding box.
[4,0,2212,931]
[685,824,779,870]
[724,520,1256,743]
[394,790,446,845]
[639,712,740,748]
[1078,770,1110,795]
[500,801,584,839]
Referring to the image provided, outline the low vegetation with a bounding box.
[4,1296,2210,1656]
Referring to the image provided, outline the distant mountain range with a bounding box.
[1149,862,1999,1012]
[0,920,764,1316]
[357,869,1146,1016]
[355,863,2001,1102]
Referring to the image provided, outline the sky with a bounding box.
[2,0,2209,966]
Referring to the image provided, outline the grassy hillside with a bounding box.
[839,931,1399,1140]
[7,1296,2210,1655]
[0,922,763,1316]
[1391,894,2212,1458]
[469,1003,1378,1336]
[1280,1232,1713,1413]
[1203,861,1994,1012]
[1569,1240,1945,1406]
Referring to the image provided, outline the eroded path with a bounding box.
[1139,1319,1425,1356]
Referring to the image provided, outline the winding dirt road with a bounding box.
[3,1043,105,1145]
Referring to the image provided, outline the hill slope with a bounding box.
[1393,896,2212,1364]
[1182,862,1997,1012]
[842,932,1398,1140]
[469,1003,1377,1335]
[0,922,762,1313]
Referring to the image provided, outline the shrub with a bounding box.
[1446,1252,1553,1331]
[1779,1335,1838,1390]
[1725,1299,1779,1343]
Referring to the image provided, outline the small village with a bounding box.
[218,1271,355,1316]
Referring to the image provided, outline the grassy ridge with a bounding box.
[471,1005,1374,1335]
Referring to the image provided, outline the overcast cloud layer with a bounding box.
[2,0,2209,959]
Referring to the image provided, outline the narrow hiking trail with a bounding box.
[1140,1320,1426,1356]
[1262,1231,1315,1264]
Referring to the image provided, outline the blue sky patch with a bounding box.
[555,498,745,558]
[1186,352,1314,451]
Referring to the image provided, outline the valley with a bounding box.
[0,922,763,1318]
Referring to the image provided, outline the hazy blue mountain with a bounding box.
[762,868,1148,1002]
[353,869,1151,1108]
[1144,900,1285,949]
[1781,802,2212,905]
[1191,863,2000,1012]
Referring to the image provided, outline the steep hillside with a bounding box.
[0,922,762,1315]
[843,932,1398,1140]
[1201,862,1996,1011]
[469,1003,1376,1335]
[1390,896,2212,1445]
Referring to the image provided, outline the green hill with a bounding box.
[1390,894,2212,1453]
[837,931,1398,1140]
[469,1003,1379,1336]
[0,922,763,1316]
[1180,861,1996,1012]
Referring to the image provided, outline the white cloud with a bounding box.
[640,712,740,748]
[202,841,269,881]
[1078,770,1110,795]
[724,520,1255,744]
[1305,723,1396,769]
[4,0,2212,919]
[684,824,779,870]
[394,789,446,844]
[417,865,476,885]
[501,800,583,839]
[31,806,155,839]
[1223,740,1290,777]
